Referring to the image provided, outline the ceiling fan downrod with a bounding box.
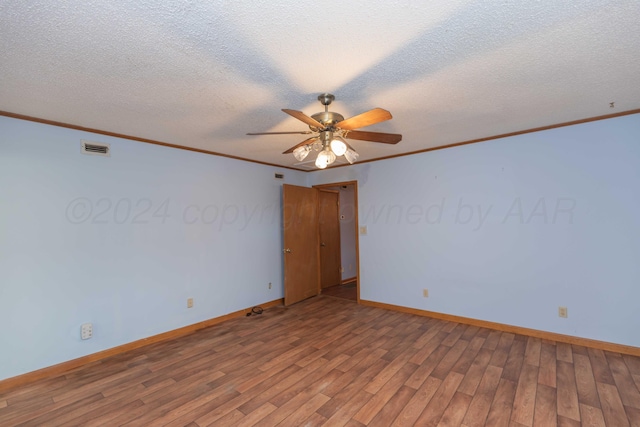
[318,93,335,111]
[311,94,344,128]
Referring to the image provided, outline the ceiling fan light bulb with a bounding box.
[292,145,310,161]
[344,148,359,164]
[330,139,347,156]
[315,151,329,169]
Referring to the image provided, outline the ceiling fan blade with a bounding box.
[246,131,313,135]
[345,130,402,144]
[282,109,324,129]
[337,108,392,130]
[283,137,318,154]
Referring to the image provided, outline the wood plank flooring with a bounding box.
[322,283,357,301]
[1,296,639,426]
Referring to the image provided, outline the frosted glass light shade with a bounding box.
[315,151,329,169]
[344,148,359,164]
[293,145,310,161]
[330,138,347,156]
[315,149,336,169]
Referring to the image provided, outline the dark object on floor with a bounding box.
[246,306,263,316]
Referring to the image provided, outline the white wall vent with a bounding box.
[81,140,110,157]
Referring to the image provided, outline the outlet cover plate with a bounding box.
[81,323,93,340]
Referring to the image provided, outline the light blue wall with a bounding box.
[0,116,306,381]
[310,113,640,348]
[2,112,639,382]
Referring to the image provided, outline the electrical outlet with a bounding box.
[187,298,194,308]
[268,282,272,290]
[558,306,568,318]
[81,323,93,340]
[423,289,429,298]
[359,226,368,235]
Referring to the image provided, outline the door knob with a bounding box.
[283,248,292,253]
[320,242,326,247]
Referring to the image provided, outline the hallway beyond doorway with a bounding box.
[322,282,356,301]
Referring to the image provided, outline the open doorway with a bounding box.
[313,181,359,302]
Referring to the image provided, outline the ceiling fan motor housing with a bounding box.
[310,93,344,129]
[310,111,345,128]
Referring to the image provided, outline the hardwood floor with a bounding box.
[322,283,357,301]
[1,296,639,426]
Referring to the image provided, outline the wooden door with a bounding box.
[318,190,341,289]
[283,184,319,306]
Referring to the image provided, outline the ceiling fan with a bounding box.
[247,93,402,169]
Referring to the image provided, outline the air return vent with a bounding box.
[81,140,110,157]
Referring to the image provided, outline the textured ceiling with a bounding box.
[1,1,639,170]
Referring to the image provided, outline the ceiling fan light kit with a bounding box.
[315,148,336,169]
[292,144,311,161]
[344,148,359,164]
[330,137,347,156]
[247,93,402,169]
